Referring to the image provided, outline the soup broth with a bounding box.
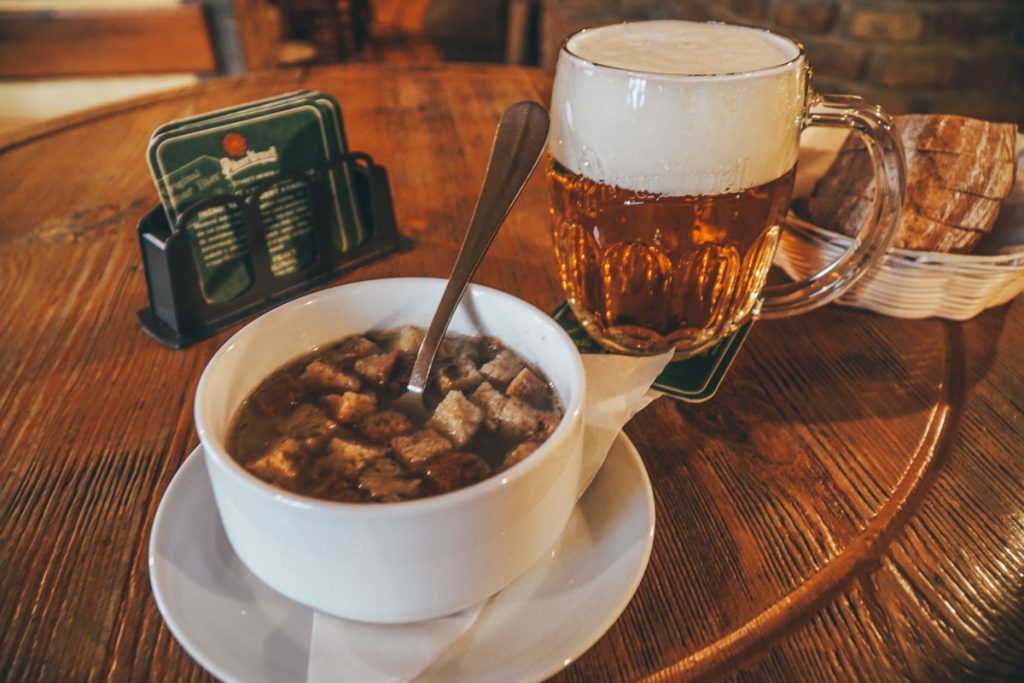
[227,326,564,503]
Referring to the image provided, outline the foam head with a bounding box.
[549,20,806,196]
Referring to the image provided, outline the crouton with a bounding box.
[535,410,561,440]
[437,355,484,393]
[429,390,483,447]
[391,326,425,354]
[307,472,364,503]
[323,335,380,364]
[301,435,328,453]
[480,349,524,386]
[471,382,540,438]
[246,438,302,487]
[470,381,507,431]
[300,360,361,392]
[506,367,551,408]
[324,435,388,477]
[358,458,422,502]
[322,391,377,423]
[358,409,414,443]
[282,404,338,439]
[439,335,480,362]
[495,397,541,440]
[354,350,399,384]
[421,450,491,492]
[391,429,453,465]
[501,441,539,471]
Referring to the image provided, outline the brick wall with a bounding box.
[540,0,1024,126]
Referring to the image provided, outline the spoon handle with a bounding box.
[408,100,550,396]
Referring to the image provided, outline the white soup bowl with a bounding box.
[195,277,586,623]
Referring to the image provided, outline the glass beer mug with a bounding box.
[547,20,905,358]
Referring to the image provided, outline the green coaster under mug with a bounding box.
[550,303,751,402]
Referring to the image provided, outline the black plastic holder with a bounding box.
[136,153,404,348]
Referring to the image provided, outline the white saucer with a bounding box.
[149,433,655,683]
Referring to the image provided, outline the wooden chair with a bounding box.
[0,0,277,79]
[271,0,372,64]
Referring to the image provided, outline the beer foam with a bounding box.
[550,21,806,196]
[566,20,797,76]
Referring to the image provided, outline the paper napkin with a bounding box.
[306,350,673,683]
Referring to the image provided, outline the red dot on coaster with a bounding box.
[222,133,247,157]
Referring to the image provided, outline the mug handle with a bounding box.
[759,93,907,318]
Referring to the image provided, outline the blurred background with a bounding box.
[1,0,1022,137]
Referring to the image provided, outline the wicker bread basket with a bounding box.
[775,130,1024,320]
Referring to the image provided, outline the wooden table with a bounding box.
[2,63,1022,682]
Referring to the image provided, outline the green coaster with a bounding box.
[551,303,751,402]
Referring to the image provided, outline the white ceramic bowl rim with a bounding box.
[195,277,585,518]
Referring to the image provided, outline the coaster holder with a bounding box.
[137,152,403,348]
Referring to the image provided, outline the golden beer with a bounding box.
[549,20,906,357]
[548,20,808,357]
[547,159,795,355]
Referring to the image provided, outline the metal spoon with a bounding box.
[398,100,549,416]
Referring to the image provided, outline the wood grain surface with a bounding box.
[1,64,1022,682]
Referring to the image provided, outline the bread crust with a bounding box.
[803,114,1018,254]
